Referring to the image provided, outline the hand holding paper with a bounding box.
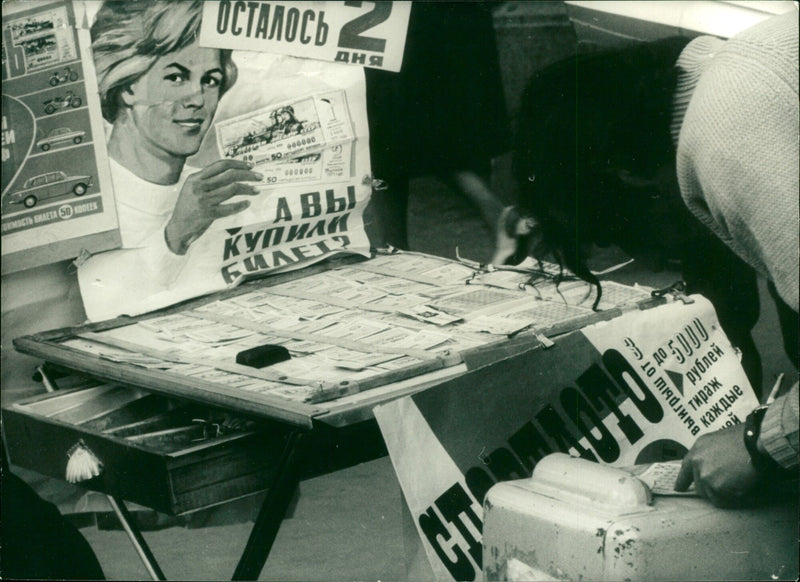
[165,159,263,254]
[674,422,758,507]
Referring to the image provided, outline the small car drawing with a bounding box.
[37,127,86,151]
[8,170,93,208]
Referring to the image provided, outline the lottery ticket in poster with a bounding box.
[1,0,120,274]
[216,90,355,166]
[256,142,355,188]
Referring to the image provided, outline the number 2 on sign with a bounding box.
[338,1,391,53]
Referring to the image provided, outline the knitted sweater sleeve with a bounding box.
[760,382,799,469]
[676,13,799,312]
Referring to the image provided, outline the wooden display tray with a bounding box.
[11,253,665,430]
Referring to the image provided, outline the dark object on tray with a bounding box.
[236,345,291,369]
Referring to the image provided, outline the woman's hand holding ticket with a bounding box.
[165,159,263,255]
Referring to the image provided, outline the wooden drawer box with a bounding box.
[2,381,286,515]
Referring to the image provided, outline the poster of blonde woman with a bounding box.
[76,0,372,321]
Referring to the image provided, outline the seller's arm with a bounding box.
[675,382,799,506]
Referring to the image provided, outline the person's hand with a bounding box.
[674,423,760,507]
[165,159,263,255]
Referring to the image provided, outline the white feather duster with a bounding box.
[65,439,103,483]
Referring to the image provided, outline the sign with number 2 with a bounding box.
[200,1,412,72]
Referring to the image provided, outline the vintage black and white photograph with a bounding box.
[1,1,797,581]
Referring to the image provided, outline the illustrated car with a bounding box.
[8,170,93,208]
[37,127,86,151]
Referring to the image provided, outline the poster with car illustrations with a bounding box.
[1,0,120,274]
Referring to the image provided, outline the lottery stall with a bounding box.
[6,246,675,578]
[2,2,796,581]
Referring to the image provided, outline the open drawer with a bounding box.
[2,379,286,515]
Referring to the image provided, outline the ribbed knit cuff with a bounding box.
[759,384,800,469]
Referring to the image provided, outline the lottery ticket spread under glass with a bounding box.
[13,252,673,429]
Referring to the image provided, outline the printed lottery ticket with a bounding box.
[328,284,388,305]
[323,347,399,371]
[530,279,592,303]
[498,300,593,327]
[257,296,346,320]
[362,327,451,351]
[436,334,487,352]
[269,354,365,384]
[458,315,537,336]
[364,253,443,273]
[273,273,384,306]
[182,322,258,344]
[240,308,288,325]
[631,462,698,496]
[410,329,457,350]
[255,142,354,188]
[318,318,390,342]
[99,351,172,369]
[372,355,423,371]
[283,339,331,355]
[328,267,437,296]
[193,299,249,318]
[214,296,286,325]
[268,316,337,336]
[400,304,463,326]
[364,293,433,311]
[226,291,276,309]
[419,262,478,284]
[274,271,355,296]
[216,90,355,165]
[138,314,209,338]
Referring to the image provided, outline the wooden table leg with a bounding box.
[106,495,166,580]
[232,430,307,581]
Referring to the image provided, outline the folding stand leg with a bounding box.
[232,430,307,581]
[106,495,166,581]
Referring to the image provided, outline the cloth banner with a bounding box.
[374,296,759,582]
